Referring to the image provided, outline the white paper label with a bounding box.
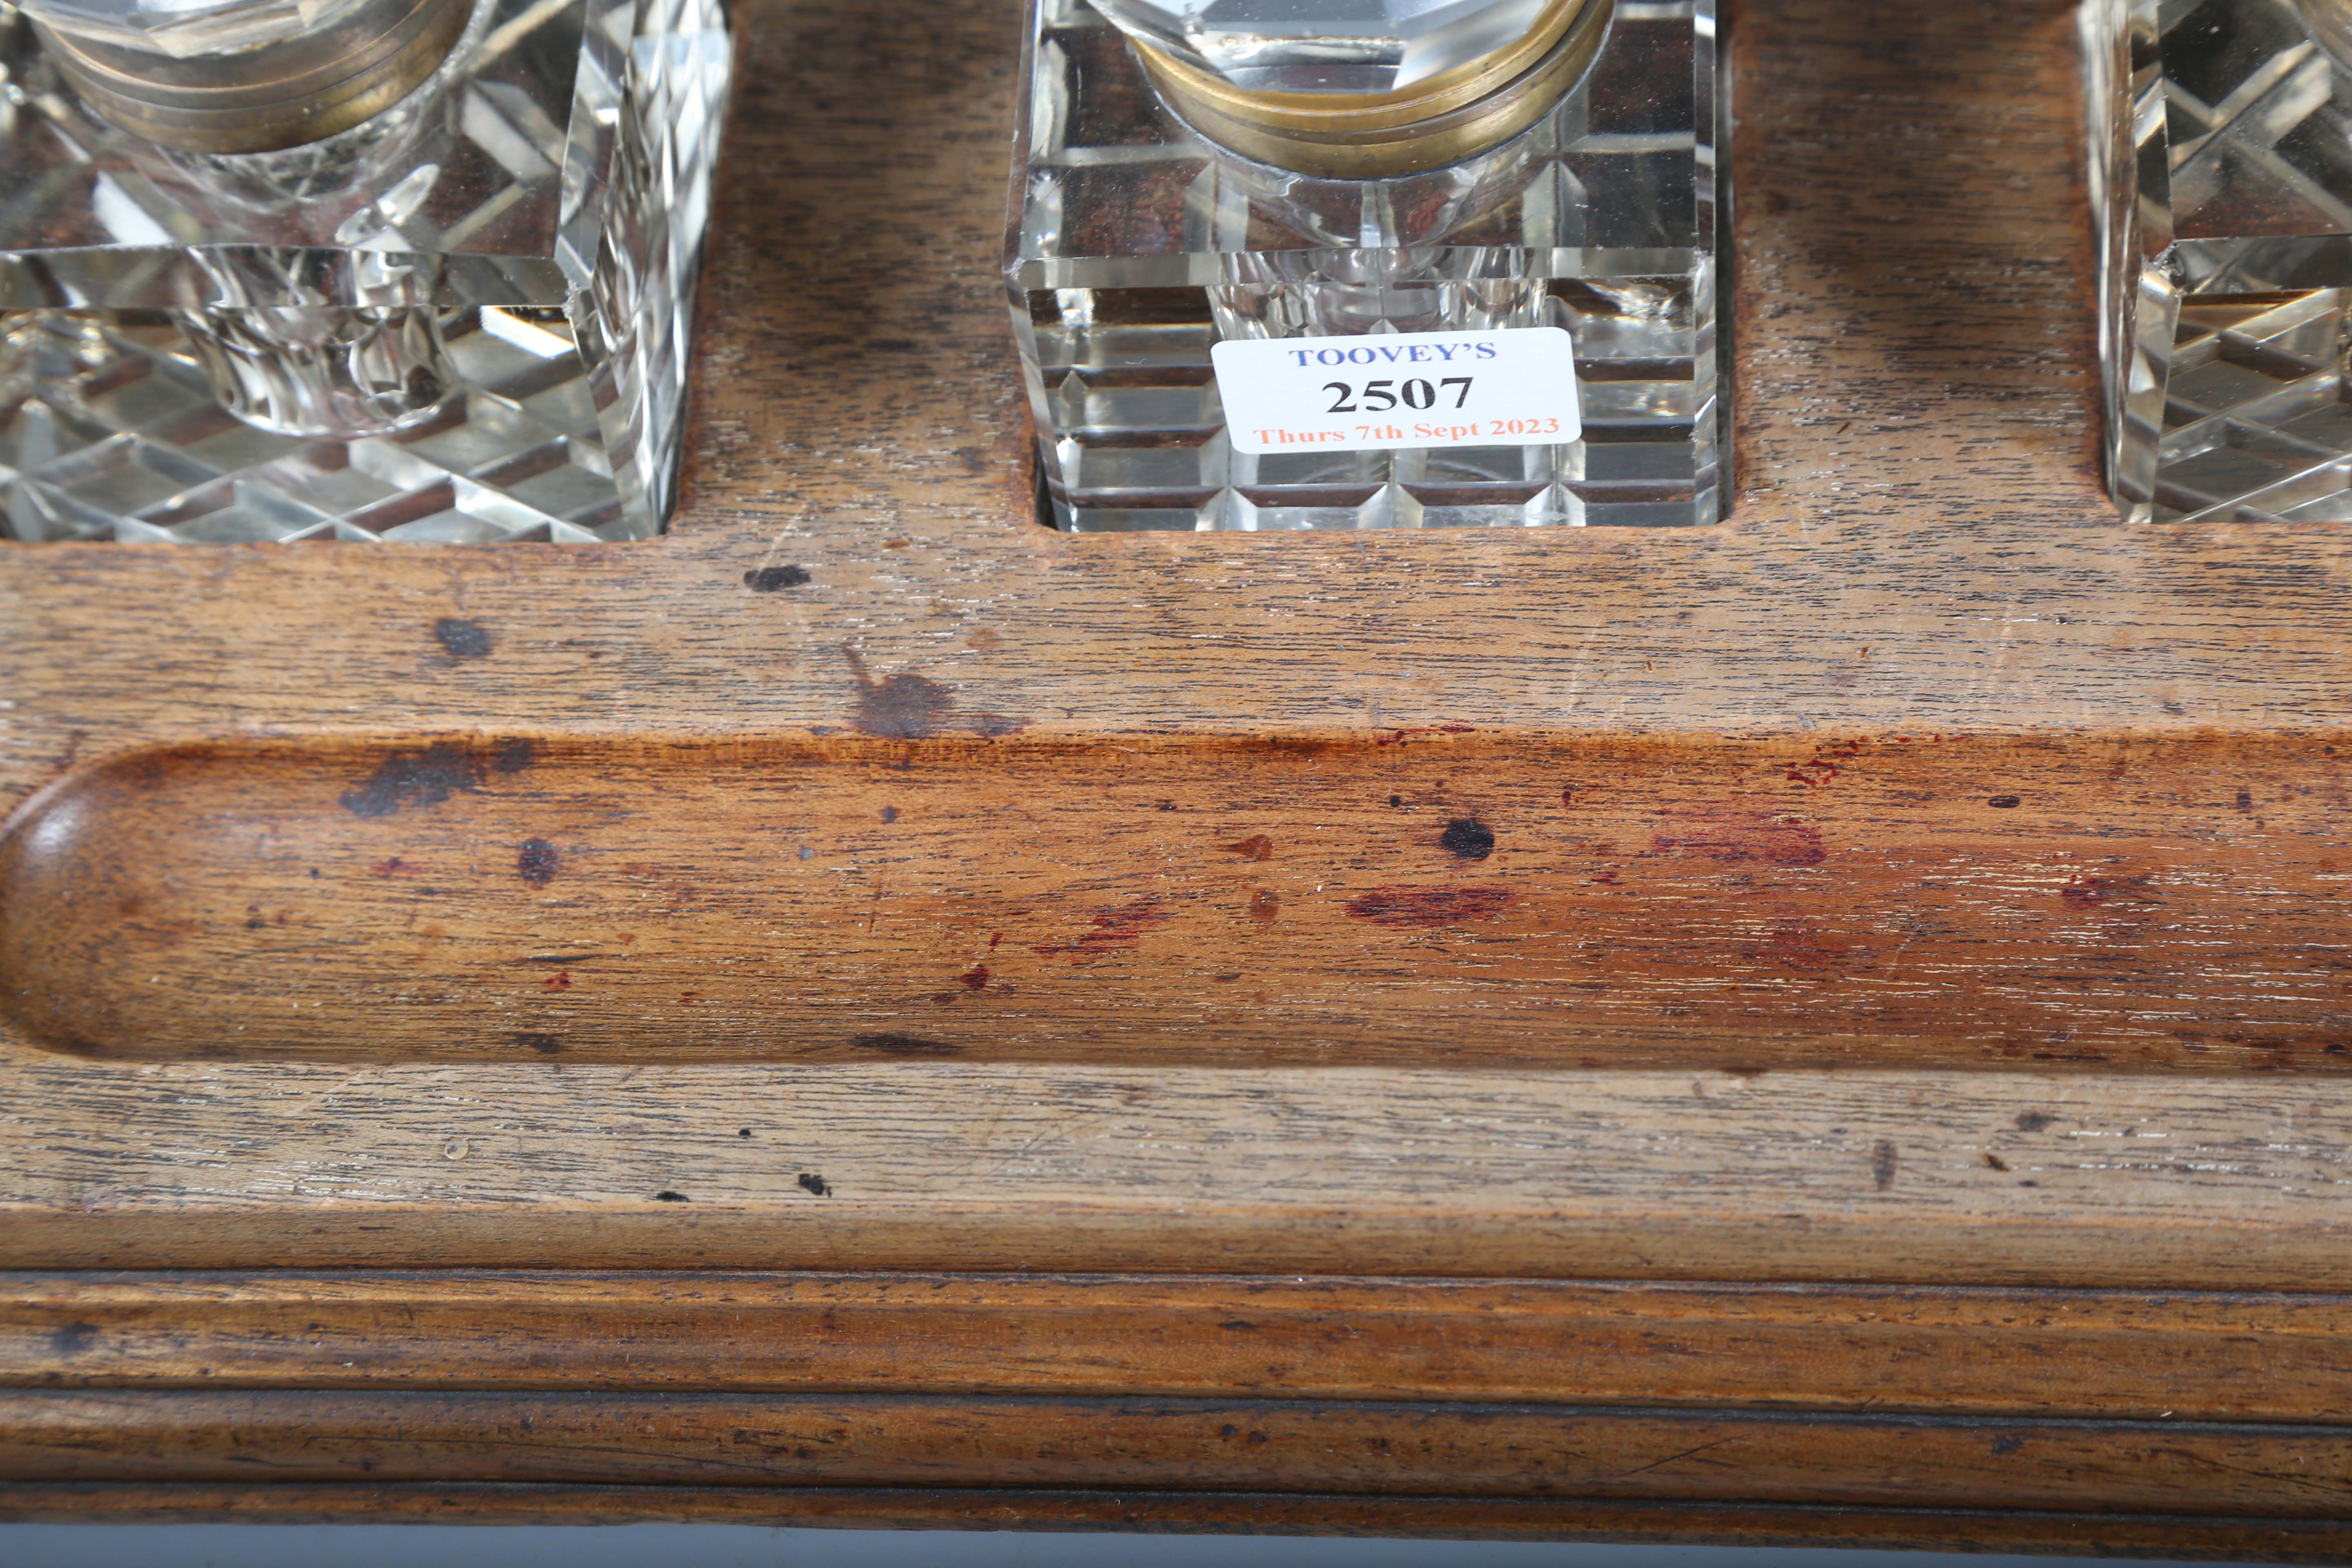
[1210,326,1580,457]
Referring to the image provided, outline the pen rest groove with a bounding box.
[1,730,2345,1066]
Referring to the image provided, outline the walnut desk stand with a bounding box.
[3,0,2352,1554]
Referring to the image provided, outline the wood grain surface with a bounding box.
[6,731,2345,1067]
[12,1062,2352,1286]
[6,1270,2352,1422]
[18,1388,2352,1516]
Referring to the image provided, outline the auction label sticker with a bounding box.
[1210,327,1580,456]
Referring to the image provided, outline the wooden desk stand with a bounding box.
[4,0,2351,1552]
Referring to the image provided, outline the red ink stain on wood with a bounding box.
[1220,834,1274,862]
[959,964,991,991]
[1249,890,1279,920]
[371,856,417,875]
[989,931,1004,949]
[1033,895,1168,962]
[1343,886,1518,927]
[1742,919,1857,970]
[1785,737,1866,788]
[2060,874,2158,906]
[1653,807,1827,866]
[544,971,571,991]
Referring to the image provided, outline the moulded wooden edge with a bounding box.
[2,1484,2349,1560]
[12,1269,2352,1424]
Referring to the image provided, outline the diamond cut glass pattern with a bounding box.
[2088,0,2352,519]
[1007,0,1728,532]
[0,0,731,541]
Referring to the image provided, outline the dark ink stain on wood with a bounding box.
[1033,895,1168,962]
[737,1128,752,1138]
[433,618,492,658]
[1220,834,1274,861]
[881,806,898,823]
[1988,794,2022,808]
[744,565,811,591]
[1984,1152,2010,1171]
[1249,890,1279,921]
[842,644,1027,739]
[1344,886,1517,928]
[49,1321,96,1356]
[2236,786,2255,811]
[851,1032,962,1055]
[1871,1139,1899,1190]
[339,743,483,817]
[958,964,991,991]
[1440,818,1496,860]
[1991,1435,2024,1454]
[492,739,536,774]
[371,856,418,876]
[510,1032,564,1054]
[1653,807,1827,866]
[2015,1110,2059,1132]
[1213,971,1242,981]
[1389,794,1403,806]
[518,838,560,886]
[245,905,267,930]
[797,1173,831,1196]
[652,1191,690,1203]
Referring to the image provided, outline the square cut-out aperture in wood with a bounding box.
[1007,0,1729,533]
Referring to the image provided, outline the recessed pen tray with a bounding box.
[4,730,2345,1067]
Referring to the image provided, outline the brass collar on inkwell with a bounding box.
[27,0,472,152]
[1098,0,1613,178]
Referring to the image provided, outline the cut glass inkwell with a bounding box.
[2088,0,2352,520]
[0,0,730,541]
[1007,0,1728,531]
